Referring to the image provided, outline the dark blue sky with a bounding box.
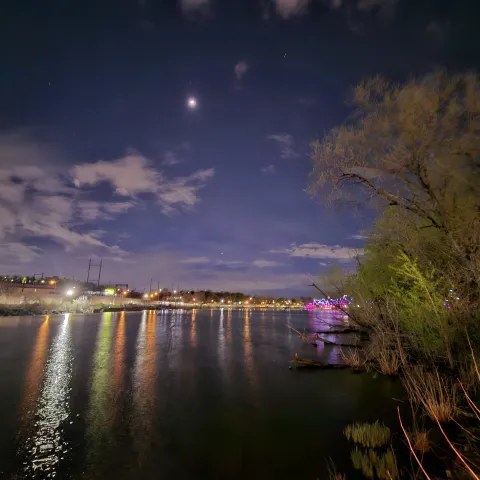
[0,0,478,294]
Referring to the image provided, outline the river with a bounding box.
[0,309,403,479]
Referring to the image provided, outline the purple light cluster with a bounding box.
[305,295,350,310]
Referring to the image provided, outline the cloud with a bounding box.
[234,61,249,81]
[180,0,210,13]
[0,139,214,264]
[267,133,299,159]
[261,164,276,175]
[72,152,215,214]
[72,152,159,196]
[253,259,285,268]
[349,234,367,240]
[271,0,311,18]
[269,242,362,260]
[356,0,399,23]
[162,150,183,166]
[179,256,210,264]
[155,168,215,214]
[77,200,135,221]
[0,242,42,264]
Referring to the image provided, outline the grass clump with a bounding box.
[402,366,458,421]
[340,348,364,368]
[413,430,430,454]
[344,421,391,448]
[350,447,397,479]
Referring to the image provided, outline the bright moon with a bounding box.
[187,97,198,109]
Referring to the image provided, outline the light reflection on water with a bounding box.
[190,308,197,347]
[2,309,405,480]
[111,311,126,403]
[20,316,50,422]
[132,310,157,466]
[23,314,73,477]
[85,312,115,469]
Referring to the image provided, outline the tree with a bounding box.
[310,71,480,300]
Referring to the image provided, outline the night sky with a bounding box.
[0,0,478,294]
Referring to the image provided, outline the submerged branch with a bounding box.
[288,325,361,348]
[291,354,352,369]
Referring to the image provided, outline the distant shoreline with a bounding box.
[0,302,306,317]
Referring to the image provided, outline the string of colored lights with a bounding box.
[305,295,351,310]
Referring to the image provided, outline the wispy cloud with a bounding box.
[349,234,368,241]
[267,133,299,159]
[179,256,210,264]
[271,0,311,18]
[269,242,362,260]
[253,259,285,268]
[180,0,210,14]
[162,150,183,166]
[0,242,42,264]
[261,164,276,175]
[234,61,249,81]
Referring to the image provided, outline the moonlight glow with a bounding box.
[187,97,198,109]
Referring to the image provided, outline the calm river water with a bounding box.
[0,309,402,479]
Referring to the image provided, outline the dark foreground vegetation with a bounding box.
[304,71,479,479]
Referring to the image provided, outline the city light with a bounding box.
[143,293,148,299]
[49,280,56,285]
[66,290,74,296]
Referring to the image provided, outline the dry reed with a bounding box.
[402,366,458,421]
[340,348,364,368]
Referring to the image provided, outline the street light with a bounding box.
[66,289,74,296]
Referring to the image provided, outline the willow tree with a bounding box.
[309,71,480,304]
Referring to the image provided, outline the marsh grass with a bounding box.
[340,348,365,368]
[350,447,397,479]
[344,421,391,448]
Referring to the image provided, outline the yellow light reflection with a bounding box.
[227,308,232,345]
[190,309,197,347]
[20,316,50,419]
[132,310,157,465]
[243,309,258,390]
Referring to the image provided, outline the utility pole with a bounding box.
[87,258,103,289]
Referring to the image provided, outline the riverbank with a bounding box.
[0,301,304,317]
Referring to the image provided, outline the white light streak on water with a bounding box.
[23,315,73,477]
